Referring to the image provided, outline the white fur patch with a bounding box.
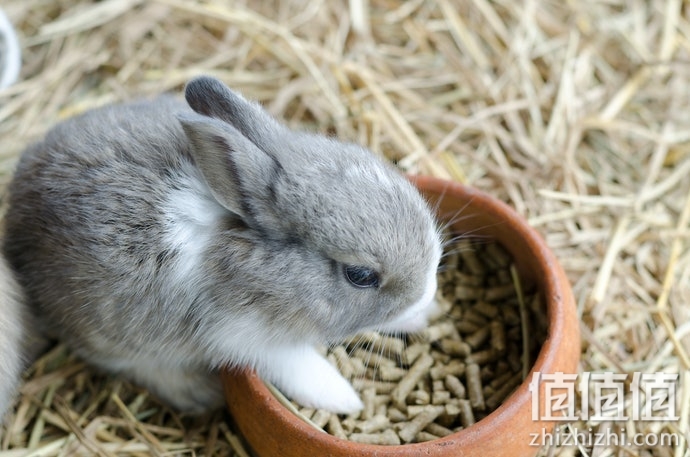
[256,345,363,413]
[378,229,442,333]
[379,266,438,333]
[200,311,365,414]
[163,176,227,283]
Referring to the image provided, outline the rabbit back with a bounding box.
[3,97,223,366]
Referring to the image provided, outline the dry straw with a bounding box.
[1,0,690,456]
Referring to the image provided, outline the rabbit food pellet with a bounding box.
[277,239,547,444]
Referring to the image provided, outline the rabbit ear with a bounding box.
[177,112,281,222]
[184,76,283,152]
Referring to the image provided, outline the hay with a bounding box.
[1,0,689,455]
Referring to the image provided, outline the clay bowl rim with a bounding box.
[223,175,580,454]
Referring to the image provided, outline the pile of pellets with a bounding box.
[281,239,548,445]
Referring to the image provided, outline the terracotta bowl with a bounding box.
[222,175,580,457]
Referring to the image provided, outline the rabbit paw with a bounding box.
[260,345,363,414]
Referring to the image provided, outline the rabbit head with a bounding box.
[180,77,442,345]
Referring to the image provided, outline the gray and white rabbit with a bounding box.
[1,76,441,419]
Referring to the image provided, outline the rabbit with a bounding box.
[0,256,30,422]
[1,76,442,419]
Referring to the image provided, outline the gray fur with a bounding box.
[0,256,44,423]
[0,257,25,421]
[1,77,441,416]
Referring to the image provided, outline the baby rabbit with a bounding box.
[0,257,32,420]
[1,76,441,418]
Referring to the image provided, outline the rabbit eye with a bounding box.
[344,265,380,288]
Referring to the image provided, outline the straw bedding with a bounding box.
[1,1,689,455]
